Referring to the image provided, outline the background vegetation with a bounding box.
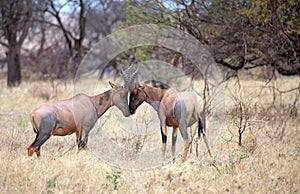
[0,0,299,86]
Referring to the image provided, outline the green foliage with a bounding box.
[46,175,60,193]
[125,0,300,75]
[208,159,221,174]
[239,150,250,161]
[16,117,28,134]
[106,169,122,190]
[242,0,300,58]
[278,152,286,159]
[126,0,172,26]
[227,153,236,170]
[295,147,300,159]
[209,149,251,174]
[135,139,143,153]
[226,149,250,170]
[244,0,300,35]
[224,57,232,63]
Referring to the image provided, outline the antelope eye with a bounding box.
[130,92,136,99]
[132,90,137,95]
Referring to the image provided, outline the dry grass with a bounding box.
[0,75,299,193]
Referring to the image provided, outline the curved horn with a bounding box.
[128,63,134,71]
[120,64,125,77]
[131,65,139,81]
[127,65,139,91]
[119,64,140,90]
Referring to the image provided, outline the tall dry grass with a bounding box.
[0,75,299,193]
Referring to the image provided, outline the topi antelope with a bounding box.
[129,81,212,162]
[28,63,139,157]
[27,81,130,157]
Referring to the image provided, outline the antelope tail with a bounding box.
[31,116,39,134]
[197,117,203,138]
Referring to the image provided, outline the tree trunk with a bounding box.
[7,44,21,87]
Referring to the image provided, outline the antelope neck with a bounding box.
[92,89,112,117]
[144,85,165,106]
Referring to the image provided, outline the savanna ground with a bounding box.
[0,71,299,193]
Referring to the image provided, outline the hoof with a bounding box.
[27,146,39,157]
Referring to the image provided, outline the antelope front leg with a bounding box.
[77,129,89,151]
[171,127,178,162]
[160,121,167,159]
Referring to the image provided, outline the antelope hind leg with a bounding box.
[160,121,167,160]
[171,127,178,162]
[202,132,212,157]
[27,145,40,157]
[196,136,200,158]
[182,140,191,162]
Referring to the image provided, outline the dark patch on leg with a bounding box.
[160,127,167,143]
[31,132,51,148]
[77,129,88,148]
[172,127,178,162]
[28,113,57,156]
[172,134,177,146]
[77,140,86,148]
[77,130,85,148]
[77,137,88,151]
[198,118,203,138]
[171,109,175,118]
[172,127,178,146]
[78,110,97,148]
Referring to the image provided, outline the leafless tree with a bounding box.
[0,0,33,86]
[86,0,127,43]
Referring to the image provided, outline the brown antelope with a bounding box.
[27,82,131,157]
[129,81,212,162]
[28,64,139,157]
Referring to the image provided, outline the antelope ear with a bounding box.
[138,83,145,90]
[109,81,119,89]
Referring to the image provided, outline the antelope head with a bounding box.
[109,81,131,117]
[129,83,146,115]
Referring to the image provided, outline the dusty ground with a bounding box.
[0,75,299,193]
